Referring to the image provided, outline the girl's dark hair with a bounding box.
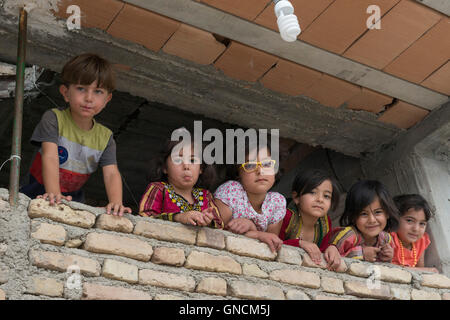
[226,132,281,183]
[292,169,341,212]
[339,180,399,231]
[147,132,217,190]
[393,194,434,221]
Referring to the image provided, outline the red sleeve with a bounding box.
[319,215,333,252]
[139,182,163,216]
[138,182,182,221]
[283,238,300,247]
[278,209,292,241]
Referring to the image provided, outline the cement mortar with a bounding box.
[0,188,33,299]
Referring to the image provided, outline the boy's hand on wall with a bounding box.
[105,202,132,216]
[37,193,72,205]
[363,246,380,262]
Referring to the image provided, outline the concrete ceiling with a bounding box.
[0,0,449,158]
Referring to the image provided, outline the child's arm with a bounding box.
[330,227,365,260]
[244,220,283,253]
[324,245,341,271]
[214,198,234,227]
[378,243,394,262]
[227,218,258,234]
[173,210,210,226]
[407,255,439,273]
[102,164,131,216]
[39,142,72,204]
[301,240,324,265]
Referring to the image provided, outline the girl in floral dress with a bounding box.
[214,139,286,252]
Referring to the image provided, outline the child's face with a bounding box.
[293,180,332,219]
[355,197,388,240]
[165,144,202,190]
[397,208,427,245]
[60,81,112,120]
[239,147,275,195]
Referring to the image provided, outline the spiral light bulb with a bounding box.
[274,0,301,42]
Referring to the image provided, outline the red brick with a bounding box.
[378,101,429,129]
[214,42,278,82]
[344,0,442,69]
[107,4,180,52]
[260,59,322,96]
[54,0,124,30]
[422,61,450,95]
[384,19,450,83]
[162,24,226,65]
[302,74,360,108]
[346,88,393,113]
[300,0,400,54]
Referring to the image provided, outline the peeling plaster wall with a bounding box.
[0,3,403,158]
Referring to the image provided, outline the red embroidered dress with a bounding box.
[279,201,332,252]
[138,182,224,229]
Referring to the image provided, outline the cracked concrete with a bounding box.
[0,4,404,159]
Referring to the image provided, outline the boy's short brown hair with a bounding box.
[61,53,115,92]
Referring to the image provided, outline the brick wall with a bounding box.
[0,188,449,300]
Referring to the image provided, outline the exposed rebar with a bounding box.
[9,7,27,207]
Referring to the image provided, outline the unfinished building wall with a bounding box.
[0,188,449,301]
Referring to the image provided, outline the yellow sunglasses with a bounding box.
[240,159,276,173]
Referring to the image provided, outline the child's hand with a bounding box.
[175,210,209,226]
[201,207,215,226]
[378,243,394,262]
[324,245,341,271]
[226,218,257,234]
[258,232,283,253]
[300,240,322,265]
[37,193,72,205]
[363,246,381,262]
[105,202,132,216]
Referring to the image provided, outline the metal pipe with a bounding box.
[9,7,27,207]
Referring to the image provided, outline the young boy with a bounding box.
[20,53,131,216]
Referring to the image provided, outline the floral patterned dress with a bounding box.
[213,180,286,231]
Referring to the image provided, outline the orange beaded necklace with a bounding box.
[399,240,417,267]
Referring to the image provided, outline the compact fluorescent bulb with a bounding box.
[274,0,301,42]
